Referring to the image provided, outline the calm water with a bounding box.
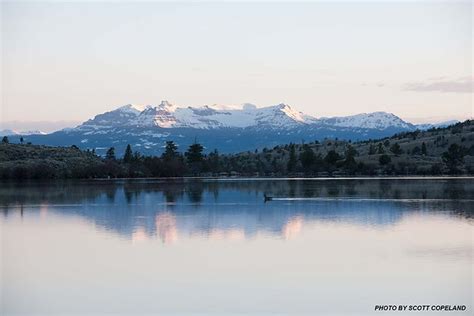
[1,178,473,315]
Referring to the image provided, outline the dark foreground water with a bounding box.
[1,178,473,315]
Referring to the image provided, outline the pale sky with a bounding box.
[1,0,472,127]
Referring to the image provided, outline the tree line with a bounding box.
[1,123,473,179]
[92,139,473,178]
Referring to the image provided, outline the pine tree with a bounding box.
[300,144,315,171]
[287,144,297,172]
[344,145,358,166]
[20,137,24,144]
[377,143,385,154]
[105,147,116,160]
[208,149,220,173]
[368,144,376,155]
[379,154,391,165]
[185,142,204,164]
[421,142,427,156]
[442,144,467,173]
[123,144,133,163]
[324,150,341,166]
[390,142,403,155]
[411,146,421,155]
[2,136,9,144]
[162,141,178,161]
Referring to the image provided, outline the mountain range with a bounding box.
[5,101,459,155]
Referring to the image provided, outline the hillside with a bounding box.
[0,143,107,179]
[228,120,474,176]
[0,120,473,179]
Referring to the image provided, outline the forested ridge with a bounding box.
[1,120,473,179]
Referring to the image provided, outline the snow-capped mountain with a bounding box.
[11,101,453,155]
[318,112,415,130]
[80,101,316,130]
[82,104,149,128]
[79,101,415,131]
[415,120,460,130]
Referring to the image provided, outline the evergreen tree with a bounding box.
[377,143,385,154]
[411,146,421,155]
[208,149,220,173]
[2,136,9,144]
[344,145,358,167]
[162,141,178,161]
[324,150,341,166]
[379,154,391,165]
[105,147,116,160]
[368,144,376,155]
[442,144,467,173]
[123,144,133,163]
[421,142,427,155]
[390,142,403,155]
[20,137,24,144]
[300,144,315,172]
[287,144,297,172]
[185,142,204,164]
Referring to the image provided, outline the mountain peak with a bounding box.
[78,101,417,131]
[242,103,257,111]
[274,103,307,123]
[319,111,413,130]
[46,101,427,155]
[119,104,148,114]
[276,103,290,108]
[158,100,173,108]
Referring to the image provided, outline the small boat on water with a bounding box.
[263,194,273,202]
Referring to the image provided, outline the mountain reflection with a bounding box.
[155,213,178,243]
[1,179,473,243]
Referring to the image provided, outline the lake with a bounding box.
[1,178,473,315]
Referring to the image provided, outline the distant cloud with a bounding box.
[404,76,473,93]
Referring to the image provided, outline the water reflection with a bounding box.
[1,179,473,315]
[1,179,472,244]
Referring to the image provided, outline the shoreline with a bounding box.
[1,175,474,184]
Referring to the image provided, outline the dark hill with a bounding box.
[0,120,473,179]
[232,120,474,176]
[0,143,107,179]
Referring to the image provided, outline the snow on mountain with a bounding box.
[118,104,150,114]
[173,105,254,129]
[253,103,317,128]
[415,120,459,130]
[318,111,414,130]
[81,103,150,128]
[21,130,47,135]
[80,101,316,130]
[16,102,433,155]
[75,101,420,134]
[130,101,178,128]
[171,103,313,129]
[0,129,46,136]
